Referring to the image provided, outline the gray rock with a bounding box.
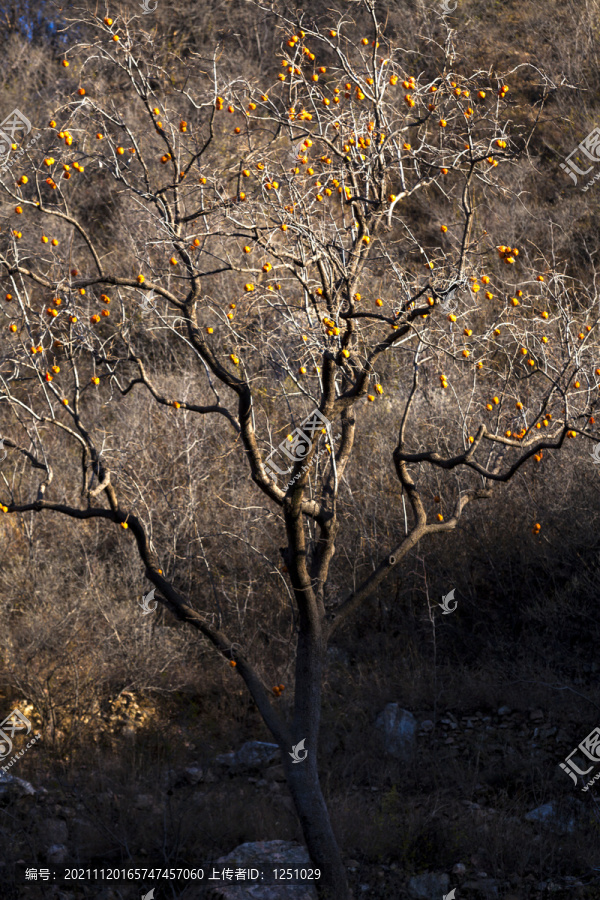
[375,704,416,759]
[525,803,555,823]
[183,765,203,784]
[0,771,36,796]
[420,719,434,732]
[204,840,317,899]
[452,863,467,875]
[47,844,68,865]
[524,802,576,834]
[497,706,512,716]
[215,741,280,773]
[407,872,450,899]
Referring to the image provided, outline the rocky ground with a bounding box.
[1,696,600,899]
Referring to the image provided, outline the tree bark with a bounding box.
[281,751,353,900]
[276,594,353,900]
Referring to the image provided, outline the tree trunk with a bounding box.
[281,751,353,900]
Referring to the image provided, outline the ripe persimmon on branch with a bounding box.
[0,3,596,897]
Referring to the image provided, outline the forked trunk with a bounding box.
[281,751,353,900]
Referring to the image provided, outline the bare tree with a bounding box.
[0,3,596,897]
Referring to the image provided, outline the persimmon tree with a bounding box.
[0,3,597,897]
